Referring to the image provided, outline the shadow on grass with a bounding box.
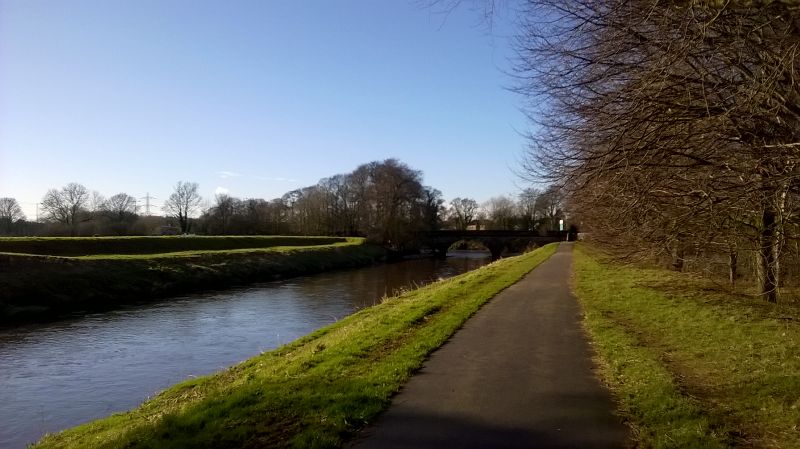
[108,375,386,449]
[634,272,800,319]
[120,387,632,449]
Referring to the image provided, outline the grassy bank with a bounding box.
[573,246,800,448]
[32,244,558,449]
[0,235,346,257]
[0,239,383,324]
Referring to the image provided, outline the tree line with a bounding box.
[1,158,565,249]
[196,160,566,248]
[515,0,800,302]
[0,184,157,237]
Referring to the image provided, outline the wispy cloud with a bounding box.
[217,170,296,183]
[217,171,243,179]
[254,175,298,182]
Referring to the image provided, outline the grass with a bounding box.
[31,243,558,449]
[0,239,382,323]
[572,245,800,448]
[0,235,347,257]
[69,239,362,260]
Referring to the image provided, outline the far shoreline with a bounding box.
[0,237,386,326]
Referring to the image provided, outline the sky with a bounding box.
[0,0,530,219]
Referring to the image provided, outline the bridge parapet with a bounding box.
[422,230,562,260]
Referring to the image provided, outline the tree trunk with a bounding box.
[672,244,685,272]
[728,246,738,287]
[757,208,778,303]
[179,213,189,234]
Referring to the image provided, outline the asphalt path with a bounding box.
[351,243,630,449]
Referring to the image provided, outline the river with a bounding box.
[0,251,490,448]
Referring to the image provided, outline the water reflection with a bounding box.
[0,251,489,448]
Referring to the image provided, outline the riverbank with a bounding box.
[31,244,557,449]
[572,245,800,448]
[0,238,384,324]
[0,235,348,256]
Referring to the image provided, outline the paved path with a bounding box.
[351,243,629,449]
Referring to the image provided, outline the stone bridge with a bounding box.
[423,230,563,260]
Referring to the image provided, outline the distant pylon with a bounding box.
[140,193,157,216]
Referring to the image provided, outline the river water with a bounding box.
[0,251,490,448]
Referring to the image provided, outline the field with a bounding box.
[0,235,347,257]
[0,236,383,323]
[573,245,800,448]
[31,244,558,449]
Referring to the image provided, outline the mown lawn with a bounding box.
[573,246,800,448]
[32,244,558,449]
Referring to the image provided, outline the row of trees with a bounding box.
[0,183,190,236]
[515,0,800,302]
[445,186,564,232]
[198,183,565,238]
[39,183,140,235]
[199,159,443,250]
[0,188,142,236]
[4,159,566,250]
[3,159,565,247]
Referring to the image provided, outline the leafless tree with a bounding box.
[105,193,138,220]
[99,192,139,235]
[88,191,106,215]
[517,188,541,231]
[514,0,800,302]
[209,193,237,234]
[368,159,424,246]
[163,181,202,234]
[449,197,479,230]
[421,187,445,232]
[41,183,89,235]
[0,197,25,234]
[485,195,517,230]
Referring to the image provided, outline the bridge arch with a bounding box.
[423,230,562,260]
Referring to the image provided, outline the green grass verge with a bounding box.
[59,238,362,260]
[32,244,558,449]
[0,240,381,324]
[0,235,347,257]
[573,245,800,449]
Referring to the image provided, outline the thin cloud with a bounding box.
[217,171,296,183]
[217,171,243,179]
[254,175,298,182]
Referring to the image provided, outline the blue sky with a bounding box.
[0,0,528,219]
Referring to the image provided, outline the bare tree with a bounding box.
[105,193,138,220]
[163,181,202,234]
[420,187,445,232]
[0,197,25,234]
[209,193,237,234]
[514,0,800,302]
[100,192,139,235]
[88,191,106,214]
[518,188,541,231]
[41,183,89,235]
[485,195,517,230]
[369,159,424,247]
[449,197,479,230]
